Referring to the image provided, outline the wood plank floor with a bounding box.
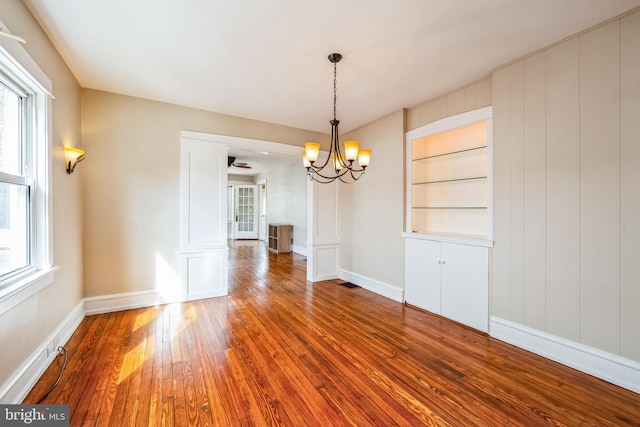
[25,240,640,426]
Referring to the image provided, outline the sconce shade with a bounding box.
[65,147,85,174]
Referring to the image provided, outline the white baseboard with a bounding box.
[490,316,640,394]
[291,245,307,257]
[0,301,85,403]
[339,269,404,302]
[187,289,227,301]
[84,290,171,315]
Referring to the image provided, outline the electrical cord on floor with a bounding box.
[36,346,67,404]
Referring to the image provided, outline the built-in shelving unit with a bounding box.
[408,114,491,239]
[404,107,493,332]
[268,224,292,253]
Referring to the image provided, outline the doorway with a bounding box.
[180,130,341,297]
[232,184,258,239]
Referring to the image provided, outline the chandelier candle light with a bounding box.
[302,53,371,183]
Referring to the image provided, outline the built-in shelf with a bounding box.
[406,107,492,238]
[412,145,488,161]
[412,207,488,210]
[413,176,487,186]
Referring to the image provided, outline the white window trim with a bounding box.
[0,21,56,316]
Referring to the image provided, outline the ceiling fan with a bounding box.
[227,156,252,169]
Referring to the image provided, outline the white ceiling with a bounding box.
[227,145,300,177]
[22,0,640,175]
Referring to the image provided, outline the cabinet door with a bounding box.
[405,238,441,313]
[441,243,489,332]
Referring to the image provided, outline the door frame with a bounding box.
[232,184,259,239]
[256,178,267,241]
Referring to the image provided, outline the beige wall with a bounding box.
[407,78,492,131]
[492,11,640,362]
[0,0,83,387]
[81,90,325,297]
[339,110,406,288]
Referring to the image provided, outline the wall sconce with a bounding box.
[64,147,85,174]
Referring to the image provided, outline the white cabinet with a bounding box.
[405,238,442,313]
[404,107,492,332]
[404,235,489,332]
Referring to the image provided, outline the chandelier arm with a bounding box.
[332,121,350,170]
[309,159,366,176]
[308,158,363,182]
[307,164,364,183]
[308,123,336,173]
[346,168,363,182]
[308,165,350,182]
[337,167,366,184]
[307,170,342,183]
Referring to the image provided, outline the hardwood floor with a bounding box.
[25,240,639,426]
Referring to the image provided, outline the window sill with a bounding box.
[0,266,59,316]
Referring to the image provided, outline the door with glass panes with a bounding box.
[233,185,258,239]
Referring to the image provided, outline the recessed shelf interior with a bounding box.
[409,119,489,236]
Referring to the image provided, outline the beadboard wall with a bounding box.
[491,10,640,363]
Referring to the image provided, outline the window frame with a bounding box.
[0,76,33,281]
[0,28,57,316]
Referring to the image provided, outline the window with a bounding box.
[0,33,54,313]
[0,80,31,280]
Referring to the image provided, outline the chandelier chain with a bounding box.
[333,61,337,121]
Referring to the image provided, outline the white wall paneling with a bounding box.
[620,11,640,361]
[306,179,340,282]
[545,37,581,343]
[180,251,228,300]
[509,60,525,325]
[490,67,512,320]
[579,20,621,355]
[180,131,229,300]
[522,52,547,331]
[490,11,640,390]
